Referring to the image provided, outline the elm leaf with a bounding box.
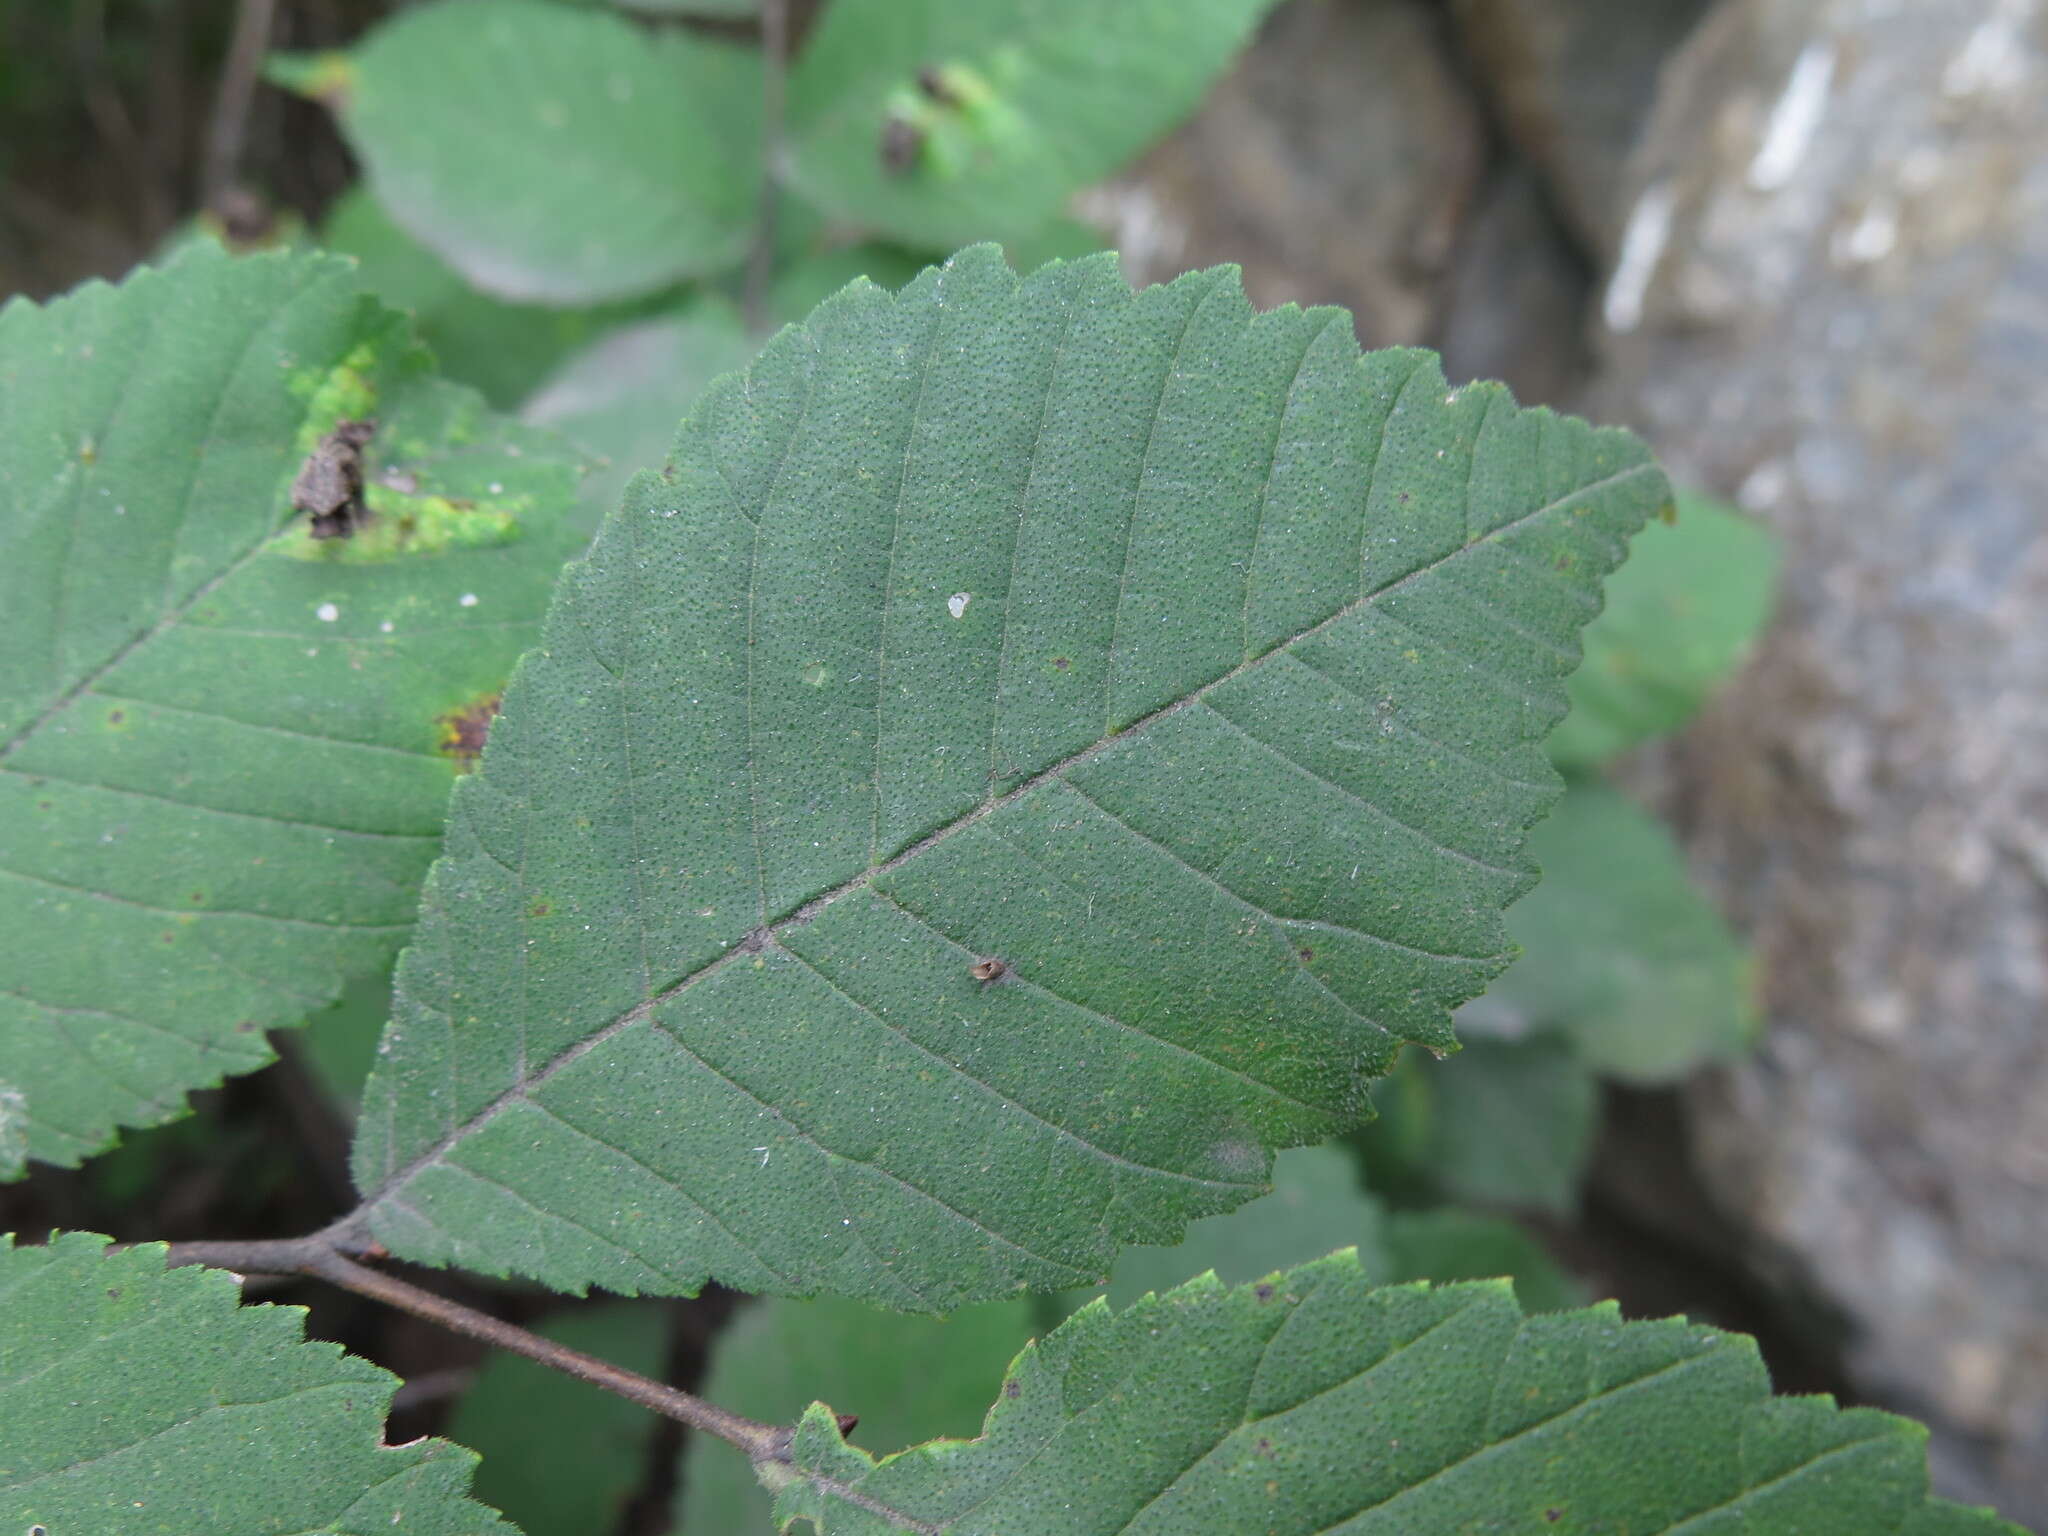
[347,245,1669,1309]
[318,0,761,303]
[786,0,1277,249]
[0,243,583,1173]
[0,1232,511,1535]
[774,1253,2020,1534]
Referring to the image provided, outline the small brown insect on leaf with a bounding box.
[969,957,1008,986]
[834,1411,860,1438]
[879,114,924,176]
[294,418,377,539]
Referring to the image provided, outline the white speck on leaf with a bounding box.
[459,593,479,608]
[380,620,395,634]
[948,592,971,619]
[315,602,339,623]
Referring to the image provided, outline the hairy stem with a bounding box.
[742,0,789,334]
[167,1236,787,1463]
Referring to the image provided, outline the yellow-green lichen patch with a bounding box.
[289,340,383,453]
[271,483,527,562]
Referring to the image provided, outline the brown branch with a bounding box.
[742,0,790,334]
[166,1235,787,1464]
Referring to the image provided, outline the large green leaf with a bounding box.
[774,1253,2020,1534]
[0,1232,511,1535]
[1470,782,1759,1083]
[0,244,583,1173]
[344,245,1669,1309]
[1548,492,1779,770]
[317,0,761,303]
[681,1295,1036,1536]
[786,0,1275,250]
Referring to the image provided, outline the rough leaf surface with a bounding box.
[349,246,1668,1309]
[0,244,581,1172]
[0,1232,511,1535]
[787,0,1277,249]
[776,1254,2021,1534]
[333,0,761,302]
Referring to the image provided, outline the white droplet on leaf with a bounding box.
[947,592,971,619]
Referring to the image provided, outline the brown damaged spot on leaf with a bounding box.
[436,692,502,771]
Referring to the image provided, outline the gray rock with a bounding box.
[1587,0,2048,1520]
[1448,0,1719,256]
[1083,0,1485,346]
[1436,161,1594,407]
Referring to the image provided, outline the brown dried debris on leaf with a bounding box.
[293,418,377,539]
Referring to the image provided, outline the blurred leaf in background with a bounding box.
[1473,781,1762,1083]
[520,301,758,538]
[446,1302,674,1536]
[1353,1037,1597,1216]
[679,1294,1036,1535]
[283,0,762,303]
[321,187,668,409]
[1550,491,1780,772]
[785,0,1279,249]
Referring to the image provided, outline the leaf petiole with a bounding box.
[167,1236,788,1463]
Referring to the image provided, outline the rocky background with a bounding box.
[4,0,2041,1523]
[1094,0,2046,1518]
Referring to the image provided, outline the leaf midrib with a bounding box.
[349,460,1657,1222]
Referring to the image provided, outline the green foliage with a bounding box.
[0,245,582,1174]
[1379,1209,1582,1314]
[774,1252,2015,1535]
[1481,781,1759,1082]
[785,0,1277,249]
[345,244,1667,1308]
[1549,492,1779,771]
[1078,1144,1575,1315]
[320,188,660,410]
[0,16,2004,1502]
[445,1302,671,1536]
[0,1232,512,1534]
[317,0,761,302]
[1357,1035,1597,1215]
[520,303,758,538]
[682,1295,1037,1535]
